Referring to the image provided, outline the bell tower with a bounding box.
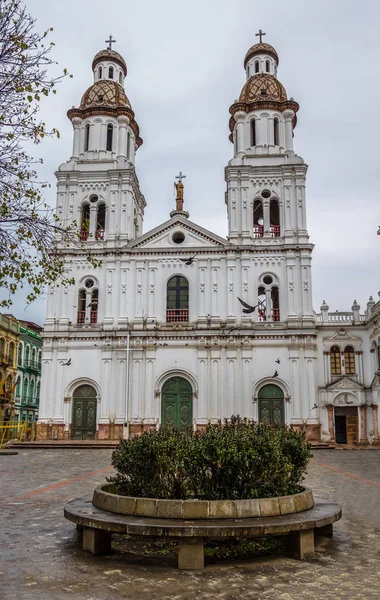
[225,34,314,325]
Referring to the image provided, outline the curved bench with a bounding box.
[64,495,342,569]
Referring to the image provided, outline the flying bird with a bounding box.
[180,254,198,266]
[87,301,98,308]
[273,371,279,378]
[237,297,258,314]
[275,359,281,364]
[311,403,318,410]
[60,358,71,366]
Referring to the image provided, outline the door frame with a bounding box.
[71,383,98,440]
[161,376,193,429]
[258,383,285,425]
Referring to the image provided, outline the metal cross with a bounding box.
[175,171,187,183]
[105,34,116,50]
[255,29,266,43]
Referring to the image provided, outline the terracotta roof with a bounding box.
[79,80,131,109]
[92,49,127,75]
[244,42,279,68]
[239,73,287,103]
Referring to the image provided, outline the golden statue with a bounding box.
[174,181,184,211]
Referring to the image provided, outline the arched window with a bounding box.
[255,60,259,73]
[108,66,114,79]
[96,203,106,240]
[98,66,102,79]
[270,199,280,237]
[16,376,21,398]
[251,119,256,146]
[253,199,263,238]
[266,60,270,73]
[127,132,131,159]
[344,346,355,375]
[167,276,189,322]
[77,289,86,324]
[30,379,35,402]
[84,123,90,152]
[80,203,90,240]
[25,345,30,367]
[90,289,98,323]
[234,129,238,154]
[257,286,266,321]
[18,343,23,366]
[330,346,341,375]
[273,117,280,145]
[106,124,113,151]
[271,286,280,321]
[32,348,36,368]
[23,377,28,402]
[8,342,15,365]
[5,374,12,393]
[38,351,42,369]
[119,72,122,84]
[0,338,5,359]
[36,381,40,401]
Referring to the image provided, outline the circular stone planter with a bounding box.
[92,484,314,520]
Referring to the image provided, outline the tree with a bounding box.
[0,0,99,308]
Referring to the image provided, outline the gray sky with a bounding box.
[6,0,380,324]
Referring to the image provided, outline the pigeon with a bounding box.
[275,359,281,364]
[179,254,198,266]
[66,359,71,366]
[311,403,318,410]
[273,371,279,378]
[237,297,258,314]
[87,301,98,308]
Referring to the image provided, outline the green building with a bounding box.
[14,321,43,423]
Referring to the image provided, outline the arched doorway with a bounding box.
[72,384,97,439]
[258,384,285,425]
[161,377,192,430]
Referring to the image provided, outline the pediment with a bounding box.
[322,328,362,351]
[129,216,229,250]
[326,377,363,391]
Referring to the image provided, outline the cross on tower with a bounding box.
[105,34,116,50]
[175,171,186,183]
[255,29,266,43]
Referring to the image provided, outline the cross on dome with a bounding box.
[105,34,116,50]
[255,29,266,43]
[175,171,186,183]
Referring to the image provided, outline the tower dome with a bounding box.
[92,48,127,76]
[244,42,279,69]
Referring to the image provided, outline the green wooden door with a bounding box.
[72,384,97,439]
[161,377,192,429]
[258,384,285,425]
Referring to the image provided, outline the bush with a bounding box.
[108,416,311,500]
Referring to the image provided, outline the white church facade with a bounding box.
[37,37,380,445]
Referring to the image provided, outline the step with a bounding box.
[10,441,120,449]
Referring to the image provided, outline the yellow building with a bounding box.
[0,313,20,420]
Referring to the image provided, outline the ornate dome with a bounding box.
[244,42,279,68]
[92,49,127,75]
[239,74,287,103]
[79,80,131,109]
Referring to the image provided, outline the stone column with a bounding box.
[117,116,129,159]
[71,117,82,158]
[360,405,368,443]
[371,404,379,442]
[327,405,335,441]
[263,200,270,234]
[283,109,294,153]
[234,111,246,155]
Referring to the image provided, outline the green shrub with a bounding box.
[108,416,311,500]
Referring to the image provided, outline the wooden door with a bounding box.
[72,385,97,440]
[161,377,192,430]
[347,415,358,444]
[258,384,285,425]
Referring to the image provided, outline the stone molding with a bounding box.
[92,484,314,520]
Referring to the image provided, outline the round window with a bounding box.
[263,275,273,285]
[172,231,185,244]
[85,278,94,288]
[261,189,271,199]
[90,195,98,203]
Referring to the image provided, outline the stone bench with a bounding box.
[64,495,342,569]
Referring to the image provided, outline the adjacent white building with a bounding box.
[37,39,380,444]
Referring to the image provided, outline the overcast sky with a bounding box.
[5,0,380,324]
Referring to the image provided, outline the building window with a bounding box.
[166,276,189,322]
[251,119,256,146]
[271,286,280,321]
[30,379,35,404]
[80,203,90,240]
[23,378,28,403]
[25,345,30,367]
[344,346,355,375]
[0,337,4,359]
[96,203,106,240]
[84,123,90,152]
[378,343,380,370]
[108,66,114,79]
[98,66,102,79]
[18,343,23,366]
[127,132,130,159]
[330,346,341,375]
[77,289,86,324]
[36,382,40,402]
[119,72,122,84]
[234,129,238,154]
[270,199,280,237]
[257,286,266,321]
[90,289,98,323]
[38,351,42,369]
[274,117,279,145]
[8,342,15,365]
[253,199,264,237]
[106,124,113,151]
[266,60,270,73]
[16,377,21,398]
[255,60,259,73]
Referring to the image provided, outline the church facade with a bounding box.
[37,37,380,444]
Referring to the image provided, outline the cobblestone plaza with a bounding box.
[1,449,379,599]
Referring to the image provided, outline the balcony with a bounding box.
[23,396,39,407]
[90,310,98,324]
[166,309,189,323]
[95,229,105,241]
[257,309,280,322]
[77,311,85,324]
[272,308,280,322]
[79,230,89,241]
[270,225,281,237]
[253,225,263,238]
[24,359,41,372]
